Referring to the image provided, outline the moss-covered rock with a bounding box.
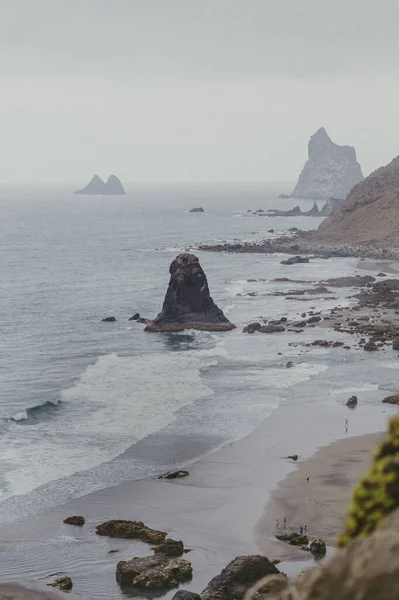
[48,577,73,591]
[276,532,309,546]
[96,520,167,543]
[63,516,85,526]
[152,539,184,557]
[338,414,399,547]
[309,538,327,557]
[382,394,399,405]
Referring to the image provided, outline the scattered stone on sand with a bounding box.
[145,253,236,332]
[152,539,184,557]
[96,520,167,543]
[276,532,309,547]
[280,256,310,266]
[116,554,192,590]
[364,341,379,352]
[199,555,281,600]
[102,316,116,322]
[63,516,85,526]
[309,538,327,557]
[346,396,358,408]
[128,313,140,321]
[287,455,298,462]
[47,577,73,592]
[382,394,399,405]
[243,322,262,334]
[158,470,190,480]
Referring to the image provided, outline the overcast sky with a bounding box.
[0,0,398,184]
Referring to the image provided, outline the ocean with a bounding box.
[0,184,398,598]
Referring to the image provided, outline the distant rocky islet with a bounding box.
[74,174,125,195]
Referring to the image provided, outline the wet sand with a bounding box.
[256,432,383,561]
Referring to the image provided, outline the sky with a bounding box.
[0,0,398,184]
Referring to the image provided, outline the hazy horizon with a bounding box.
[1,1,398,185]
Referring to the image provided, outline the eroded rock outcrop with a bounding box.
[74,174,125,195]
[318,155,399,246]
[116,554,192,590]
[145,254,236,332]
[96,520,167,543]
[292,128,363,200]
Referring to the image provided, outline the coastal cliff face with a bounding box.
[292,128,364,200]
[74,174,125,195]
[317,156,399,246]
[145,253,235,332]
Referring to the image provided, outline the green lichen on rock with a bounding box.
[338,415,399,547]
[48,577,73,591]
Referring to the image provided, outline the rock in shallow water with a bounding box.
[47,577,73,591]
[145,253,235,332]
[116,554,192,590]
[63,515,85,526]
[96,520,167,543]
[152,539,184,557]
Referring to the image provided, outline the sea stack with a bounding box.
[292,128,364,200]
[74,174,125,195]
[317,155,399,246]
[145,253,236,332]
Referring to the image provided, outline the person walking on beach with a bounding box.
[306,474,310,482]
[283,517,287,528]
[299,526,303,535]
[276,519,280,528]
[304,525,307,534]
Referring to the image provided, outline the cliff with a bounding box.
[292,128,364,200]
[317,155,399,246]
[74,174,125,195]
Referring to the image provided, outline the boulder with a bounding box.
[172,592,201,600]
[292,127,363,200]
[287,455,298,461]
[364,341,379,352]
[200,555,281,600]
[280,256,310,266]
[309,538,327,557]
[382,394,399,405]
[129,313,140,321]
[159,470,190,479]
[47,577,73,591]
[276,532,309,546]
[346,396,358,408]
[259,325,285,334]
[153,539,184,557]
[63,515,85,526]
[116,554,192,590]
[189,207,205,213]
[102,316,116,322]
[96,520,167,543]
[145,254,236,332]
[286,362,295,369]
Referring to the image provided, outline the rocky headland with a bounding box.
[145,253,236,332]
[317,155,399,246]
[292,128,364,200]
[74,174,125,195]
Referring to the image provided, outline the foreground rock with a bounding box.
[309,538,327,557]
[318,155,399,246]
[63,515,85,526]
[116,554,192,590]
[96,520,167,543]
[199,556,281,600]
[74,174,125,195]
[292,127,363,200]
[47,577,73,591]
[145,254,236,332]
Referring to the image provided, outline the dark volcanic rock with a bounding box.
[287,454,299,461]
[382,394,399,405]
[129,313,140,321]
[276,532,309,546]
[153,539,184,557]
[281,256,310,265]
[172,592,201,600]
[364,341,379,352]
[145,254,236,332]
[259,325,285,334]
[243,322,262,334]
[96,520,167,543]
[47,577,73,591]
[346,396,358,408]
[189,207,205,213]
[63,515,85,526]
[116,554,192,590]
[102,316,116,322]
[159,470,190,479]
[200,555,281,600]
[310,538,327,557]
